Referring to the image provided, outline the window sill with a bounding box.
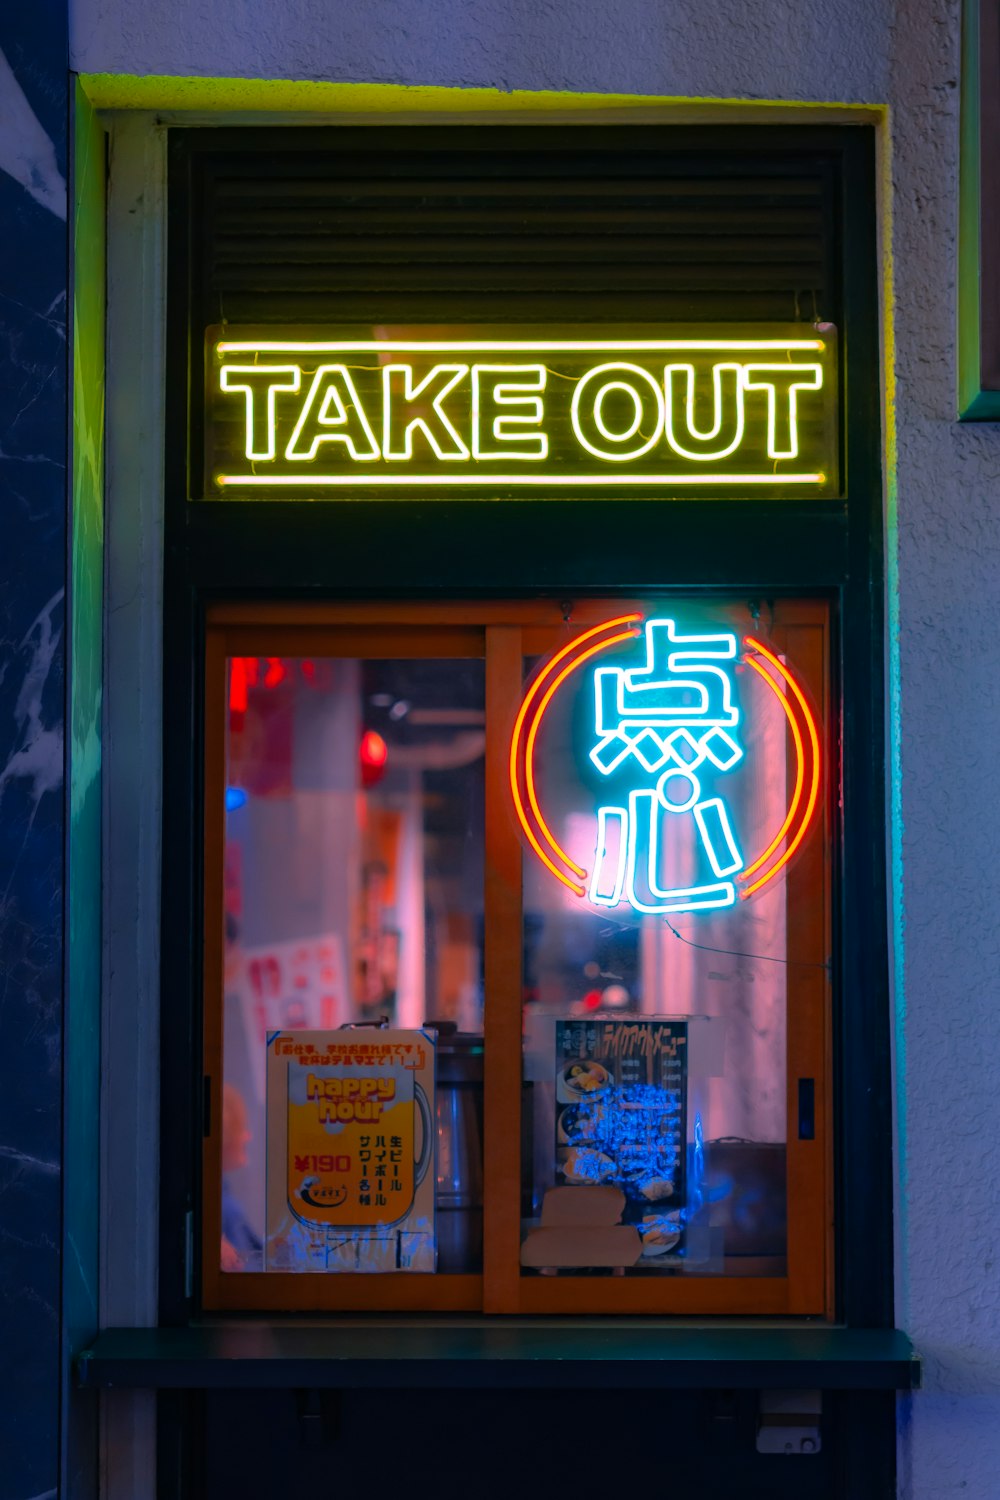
[77,1320,918,1391]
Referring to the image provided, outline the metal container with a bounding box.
[703,1138,787,1258]
[424,1021,483,1273]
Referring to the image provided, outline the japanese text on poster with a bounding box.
[265,1029,435,1273]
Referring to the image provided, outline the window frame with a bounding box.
[959,0,1000,416]
[161,122,890,1331]
[202,597,832,1316]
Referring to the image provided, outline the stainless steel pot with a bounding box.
[424,1020,483,1273]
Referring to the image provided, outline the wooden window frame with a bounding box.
[202,597,832,1317]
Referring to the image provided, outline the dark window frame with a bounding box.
[959,0,1000,415]
[160,124,890,1331]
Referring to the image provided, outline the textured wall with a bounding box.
[66,0,1000,1496]
[0,6,68,1500]
[70,0,890,104]
[888,0,1000,1495]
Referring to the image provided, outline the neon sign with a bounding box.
[510,617,821,915]
[204,326,838,496]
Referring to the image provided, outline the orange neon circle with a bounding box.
[739,658,805,879]
[508,616,641,894]
[738,636,822,898]
[509,620,821,906]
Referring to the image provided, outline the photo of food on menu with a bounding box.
[555,1019,688,1260]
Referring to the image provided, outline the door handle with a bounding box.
[797,1078,815,1140]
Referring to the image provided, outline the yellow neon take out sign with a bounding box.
[205,325,838,497]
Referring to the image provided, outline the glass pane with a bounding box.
[518,603,825,1279]
[219,654,484,1275]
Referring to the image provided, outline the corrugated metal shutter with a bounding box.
[185,132,836,327]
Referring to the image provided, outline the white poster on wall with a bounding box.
[234,934,348,1103]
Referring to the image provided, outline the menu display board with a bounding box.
[265,1028,435,1272]
[555,1018,687,1255]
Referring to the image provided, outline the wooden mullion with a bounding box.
[208,599,652,631]
[482,626,525,1313]
[217,624,484,660]
[200,628,228,1311]
[782,615,833,1316]
[823,606,836,1317]
[209,1273,482,1313]
[517,1275,794,1316]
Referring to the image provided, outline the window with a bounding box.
[202,598,831,1314]
[160,125,887,1331]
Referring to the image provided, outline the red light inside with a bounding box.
[229,658,249,716]
[360,729,388,787]
[361,730,388,766]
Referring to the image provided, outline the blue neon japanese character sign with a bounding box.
[587,620,744,914]
[509,613,821,914]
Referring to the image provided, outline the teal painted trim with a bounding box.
[885,448,907,1323]
[958,0,990,417]
[878,115,906,1326]
[64,71,105,1414]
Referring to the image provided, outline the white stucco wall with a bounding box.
[69,1,1000,1496]
[889,3,1000,1497]
[71,0,891,105]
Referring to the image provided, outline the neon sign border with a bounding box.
[216,339,827,353]
[212,337,831,490]
[217,473,826,487]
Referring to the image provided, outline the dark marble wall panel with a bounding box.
[0,4,69,1498]
[62,77,104,1500]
